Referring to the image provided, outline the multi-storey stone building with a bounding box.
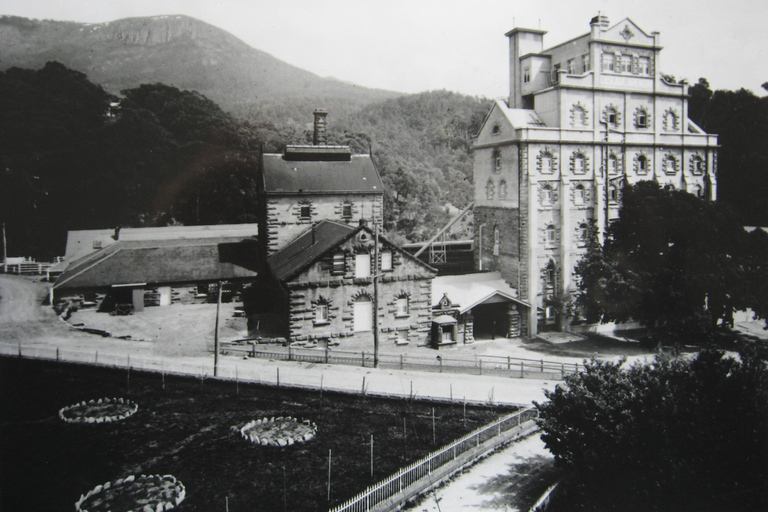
[258,109,384,256]
[472,15,718,336]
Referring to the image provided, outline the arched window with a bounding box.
[573,154,586,174]
[540,153,553,174]
[574,184,586,205]
[498,180,508,200]
[608,154,620,175]
[545,225,557,245]
[634,107,650,129]
[571,104,588,127]
[353,295,373,332]
[577,223,589,242]
[542,184,554,205]
[493,226,500,256]
[690,155,706,175]
[604,106,620,128]
[486,179,495,200]
[663,109,679,132]
[636,154,649,174]
[492,148,502,173]
[663,155,679,175]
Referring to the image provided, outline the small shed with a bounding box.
[431,272,531,346]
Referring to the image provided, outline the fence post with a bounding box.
[540,359,544,372]
[56,347,59,362]
[400,354,403,370]
[561,363,565,379]
[362,351,365,368]
[520,361,524,378]
[507,355,511,370]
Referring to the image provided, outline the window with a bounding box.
[620,54,632,73]
[492,148,502,173]
[355,253,371,278]
[691,156,706,175]
[638,57,650,75]
[574,184,586,205]
[332,253,346,275]
[567,59,575,74]
[578,223,589,242]
[582,53,591,71]
[341,203,352,219]
[601,53,614,72]
[493,226,500,256]
[492,123,501,134]
[92,240,103,249]
[315,304,329,324]
[663,155,678,175]
[546,225,556,244]
[572,105,588,127]
[300,205,311,220]
[664,110,679,132]
[573,154,586,174]
[486,179,495,200]
[542,184,554,205]
[380,250,392,271]
[552,63,561,82]
[637,154,649,174]
[498,180,508,200]
[540,153,554,174]
[609,185,619,203]
[636,110,648,129]
[608,154,619,175]
[604,106,620,128]
[523,68,530,83]
[396,296,409,317]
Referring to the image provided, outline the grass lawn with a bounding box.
[0,357,515,512]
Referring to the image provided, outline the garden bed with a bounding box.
[0,357,515,512]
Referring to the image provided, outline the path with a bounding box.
[418,434,558,512]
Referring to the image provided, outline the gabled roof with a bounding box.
[262,149,383,195]
[476,99,547,141]
[54,237,259,291]
[432,272,530,313]
[268,220,437,282]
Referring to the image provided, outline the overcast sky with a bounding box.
[3,0,766,98]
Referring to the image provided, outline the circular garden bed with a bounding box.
[240,416,317,447]
[59,398,138,424]
[75,474,185,512]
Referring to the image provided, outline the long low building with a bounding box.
[52,232,260,314]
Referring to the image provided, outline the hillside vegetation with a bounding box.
[0,62,488,258]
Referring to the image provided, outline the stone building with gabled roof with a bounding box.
[258,109,384,256]
[263,219,437,346]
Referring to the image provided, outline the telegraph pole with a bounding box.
[373,222,380,368]
[214,280,223,377]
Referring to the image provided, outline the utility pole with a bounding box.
[2,223,7,273]
[373,222,380,368]
[214,280,222,377]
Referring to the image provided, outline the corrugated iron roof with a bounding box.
[54,237,259,290]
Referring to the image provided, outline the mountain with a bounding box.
[0,14,400,119]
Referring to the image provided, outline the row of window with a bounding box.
[333,250,393,278]
[570,104,679,131]
[297,202,354,221]
[313,294,409,325]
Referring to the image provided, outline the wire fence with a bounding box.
[329,407,539,512]
[222,343,584,380]
[0,342,548,406]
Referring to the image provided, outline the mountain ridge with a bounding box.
[0,14,401,116]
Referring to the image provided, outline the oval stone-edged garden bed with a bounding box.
[75,474,185,512]
[59,397,138,424]
[240,416,317,447]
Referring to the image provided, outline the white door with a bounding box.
[159,286,172,306]
[354,297,373,332]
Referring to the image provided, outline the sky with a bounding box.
[2,0,766,98]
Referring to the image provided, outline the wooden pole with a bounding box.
[432,407,436,445]
[370,434,374,479]
[373,222,380,368]
[327,449,332,502]
[214,280,222,377]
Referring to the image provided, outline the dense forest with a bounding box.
[0,62,489,258]
[1,62,766,261]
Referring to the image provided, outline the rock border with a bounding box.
[59,397,139,424]
[239,416,318,447]
[75,474,185,512]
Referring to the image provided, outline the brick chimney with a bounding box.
[313,109,328,145]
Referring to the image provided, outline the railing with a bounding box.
[329,407,539,512]
[222,343,583,380]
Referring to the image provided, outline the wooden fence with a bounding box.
[222,343,583,380]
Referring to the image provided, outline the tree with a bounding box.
[535,349,768,511]
[573,182,747,336]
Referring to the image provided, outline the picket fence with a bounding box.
[329,407,539,512]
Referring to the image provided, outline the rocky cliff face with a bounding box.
[0,15,398,117]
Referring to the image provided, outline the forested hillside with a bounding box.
[0,63,488,258]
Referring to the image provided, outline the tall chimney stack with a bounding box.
[313,109,328,145]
